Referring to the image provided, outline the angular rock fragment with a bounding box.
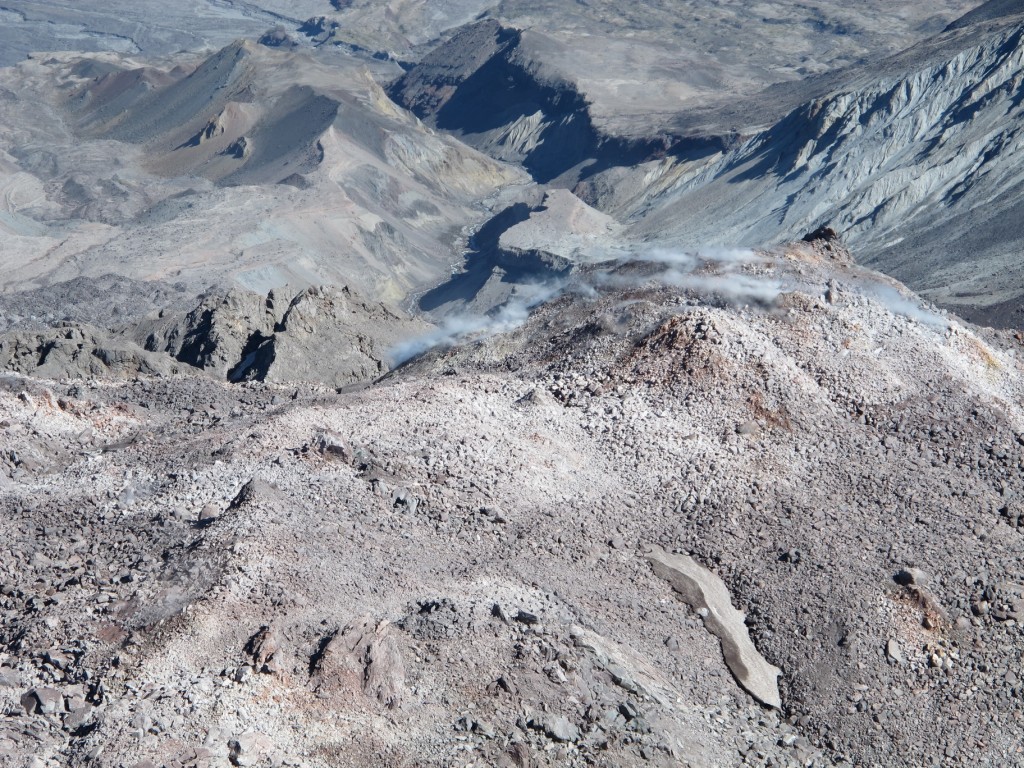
[802,225,840,243]
[311,615,405,709]
[313,430,352,463]
[541,714,579,743]
[197,503,219,526]
[229,731,274,767]
[524,712,579,743]
[516,387,557,408]
[886,639,904,664]
[63,703,94,731]
[229,478,281,512]
[646,546,782,708]
[0,667,21,688]
[21,686,63,715]
[568,625,674,707]
[244,625,282,673]
[895,567,949,627]
[364,628,405,710]
[514,609,539,626]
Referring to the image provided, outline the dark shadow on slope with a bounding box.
[389,19,730,185]
[221,86,339,186]
[416,197,578,315]
[227,330,271,382]
[418,203,532,312]
[945,0,1024,31]
[430,50,597,182]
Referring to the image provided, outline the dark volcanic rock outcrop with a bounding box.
[138,284,427,387]
[234,285,430,388]
[0,325,180,379]
[0,284,426,386]
[139,288,278,379]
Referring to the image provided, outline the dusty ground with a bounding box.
[3,241,1024,767]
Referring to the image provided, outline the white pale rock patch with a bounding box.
[646,545,783,709]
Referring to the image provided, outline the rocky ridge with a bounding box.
[388,6,1024,328]
[0,282,426,388]
[3,238,1024,766]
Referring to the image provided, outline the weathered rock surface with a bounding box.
[0,283,427,386]
[311,615,406,709]
[234,285,430,388]
[139,288,278,380]
[0,324,181,378]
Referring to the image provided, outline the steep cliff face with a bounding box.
[626,16,1024,317]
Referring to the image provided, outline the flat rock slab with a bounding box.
[646,545,782,709]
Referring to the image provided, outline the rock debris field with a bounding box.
[5,2,1024,766]
[3,239,1024,767]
